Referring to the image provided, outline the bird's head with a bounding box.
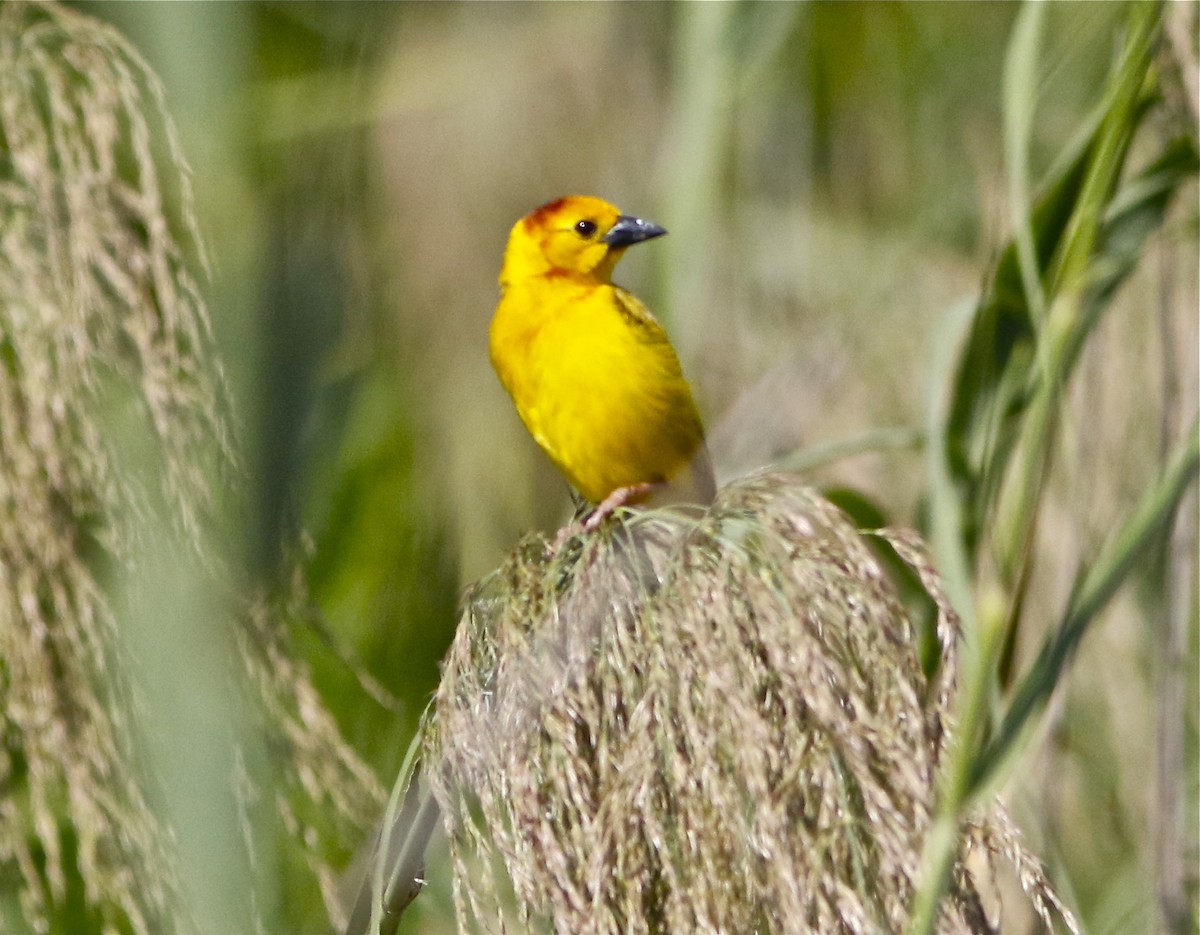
[500,196,666,285]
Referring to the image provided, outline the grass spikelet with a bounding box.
[428,473,1077,934]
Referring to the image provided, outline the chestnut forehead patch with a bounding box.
[523,197,569,232]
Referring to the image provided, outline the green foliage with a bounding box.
[912,4,1199,932]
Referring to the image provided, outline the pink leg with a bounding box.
[582,482,659,532]
[550,482,662,551]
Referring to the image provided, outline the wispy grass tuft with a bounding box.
[0,3,382,932]
[427,474,1076,934]
[0,2,226,930]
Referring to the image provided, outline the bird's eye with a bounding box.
[574,219,598,238]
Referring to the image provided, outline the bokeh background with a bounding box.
[11,2,1197,933]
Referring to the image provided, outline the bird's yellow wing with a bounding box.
[512,284,710,504]
[608,287,715,503]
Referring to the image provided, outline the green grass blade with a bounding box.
[1049,0,1163,296]
[972,414,1200,792]
[925,298,981,626]
[1004,0,1049,326]
[944,98,1097,562]
[991,0,1162,583]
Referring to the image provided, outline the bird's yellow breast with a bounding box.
[490,275,705,504]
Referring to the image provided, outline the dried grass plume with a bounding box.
[0,3,381,931]
[428,474,1078,934]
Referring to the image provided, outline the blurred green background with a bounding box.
[37,2,1198,933]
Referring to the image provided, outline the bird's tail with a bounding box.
[650,442,717,508]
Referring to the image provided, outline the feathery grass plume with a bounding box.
[0,2,382,931]
[239,564,388,931]
[427,474,1078,934]
[0,2,223,930]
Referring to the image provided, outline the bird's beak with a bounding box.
[603,214,667,247]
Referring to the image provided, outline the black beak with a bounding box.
[603,214,667,247]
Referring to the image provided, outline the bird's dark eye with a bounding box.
[574,219,598,238]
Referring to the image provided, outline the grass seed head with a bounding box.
[429,473,1077,934]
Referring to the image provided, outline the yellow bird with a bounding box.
[490,196,715,525]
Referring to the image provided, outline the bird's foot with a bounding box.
[582,482,657,532]
[549,482,660,552]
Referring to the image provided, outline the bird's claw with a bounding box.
[549,482,659,553]
[582,482,656,532]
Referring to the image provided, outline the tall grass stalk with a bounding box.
[975,414,1199,790]
[991,0,1160,588]
[908,3,1197,932]
[662,1,737,363]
